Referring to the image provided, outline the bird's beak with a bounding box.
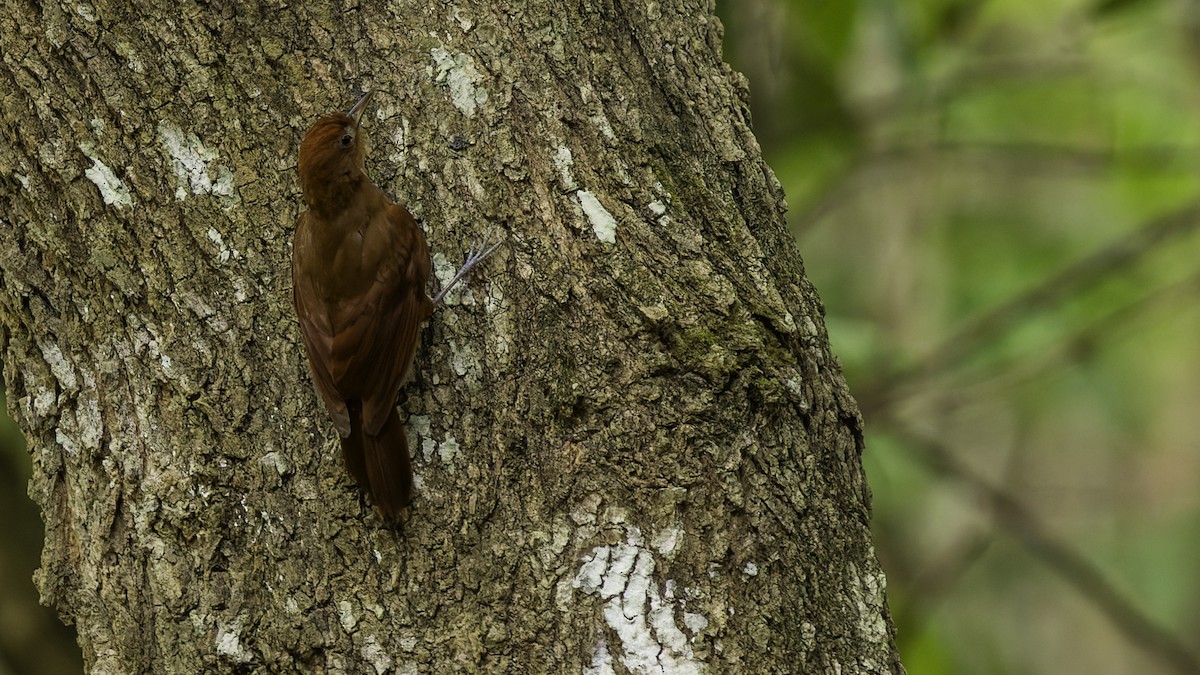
[347,91,373,125]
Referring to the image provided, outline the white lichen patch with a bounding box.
[206,227,239,263]
[683,612,709,635]
[408,415,431,436]
[338,600,357,631]
[572,526,706,674]
[54,428,79,457]
[429,47,488,117]
[406,415,432,462]
[259,451,290,476]
[215,619,252,663]
[437,435,460,464]
[82,153,133,208]
[575,82,617,142]
[847,559,890,645]
[741,561,759,577]
[431,252,476,306]
[31,386,55,418]
[38,340,77,391]
[571,493,602,525]
[157,122,237,204]
[802,314,818,336]
[584,639,616,675]
[577,191,616,244]
[450,6,474,31]
[591,112,617,142]
[360,634,393,675]
[553,145,577,190]
[651,526,682,558]
[450,341,477,377]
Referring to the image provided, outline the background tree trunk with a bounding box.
[0,0,903,672]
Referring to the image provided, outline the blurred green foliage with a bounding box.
[719,0,1200,673]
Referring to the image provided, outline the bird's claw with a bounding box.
[431,226,503,306]
[463,226,502,269]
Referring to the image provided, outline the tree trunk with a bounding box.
[0,0,903,672]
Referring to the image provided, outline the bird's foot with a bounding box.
[431,226,502,305]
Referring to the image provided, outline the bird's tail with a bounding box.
[341,404,414,523]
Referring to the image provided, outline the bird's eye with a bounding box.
[340,133,353,148]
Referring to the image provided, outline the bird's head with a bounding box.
[298,91,373,208]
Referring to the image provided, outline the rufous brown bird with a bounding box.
[292,91,498,523]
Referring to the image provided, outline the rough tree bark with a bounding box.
[0,0,903,672]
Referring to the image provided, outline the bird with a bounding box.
[291,91,498,523]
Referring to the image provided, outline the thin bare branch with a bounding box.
[861,202,1200,413]
[896,429,1200,675]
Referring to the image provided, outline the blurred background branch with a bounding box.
[900,427,1200,675]
[862,201,1200,414]
[719,0,1200,672]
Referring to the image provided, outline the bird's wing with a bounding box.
[292,212,352,437]
[355,203,434,436]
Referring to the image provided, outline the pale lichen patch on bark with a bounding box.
[584,639,616,675]
[36,340,77,391]
[650,525,682,558]
[157,122,237,204]
[549,144,573,186]
[113,39,144,73]
[205,227,238,264]
[359,634,394,675]
[387,118,411,168]
[449,341,476,377]
[437,435,461,465]
[572,524,707,674]
[259,450,290,477]
[80,151,133,208]
[338,600,357,631]
[215,619,252,663]
[553,145,577,190]
[431,251,481,306]
[548,141,620,243]
[429,46,488,117]
[848,557,892,646]
[577,190,617,243]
